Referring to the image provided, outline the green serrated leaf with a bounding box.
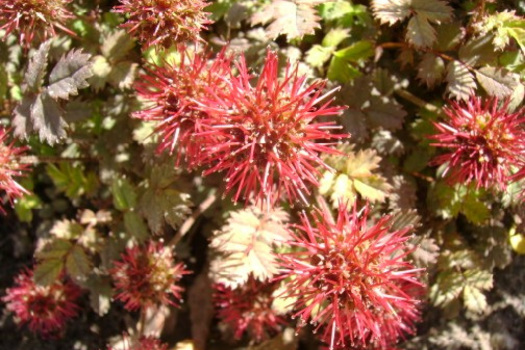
[112,178,137,211]
[417,53,446,87]
[319,1,354,21]
[65,245,91,282]
[305,45,333,68]
[327,56,361,83]
[34,258,64,286]
[124,211,149,243]
[322,28,349,47]
[36,239,72,260]
[406,14,436,48]
[47,49,93,100]
[463,285,488,313]
[333,40,374,61]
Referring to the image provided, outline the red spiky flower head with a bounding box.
[111,241,189,311]
[0,127,30,214]
[134,47,231,165]
[113,0,212,49]
[2,268,82,337]
[213,277,285,343]
[430,97,525,190]
[278,204,424,349]
[0,0,74,48]
[195,50,348,207]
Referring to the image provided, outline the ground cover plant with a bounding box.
[0,0,525,349]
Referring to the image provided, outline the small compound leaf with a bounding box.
[47,49,93,100]
[474,66,519,98]
[251,0,323,40]
[24,40,51,93]
[34,258,64,286]
[446,61,476,100]
[65,245,91,282]
[406,14,436,48]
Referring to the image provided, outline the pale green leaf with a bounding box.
[446,61,476,100]
[251,0,323,40]
[322,28,349,47]
[305,45,333,68]
[371,0,412,25]
[210,206,289,288]
[463,285,488,314]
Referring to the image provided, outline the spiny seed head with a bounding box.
[2,268,82,337]
[194,50,348,207]
[113,0,212,49]
[213,277,285,343]
[0,128,30,214]
[0,0,74,48]
[279,204,424,349]
[134,47,231,166]
[110,241,189,311]
[430,97,525,190]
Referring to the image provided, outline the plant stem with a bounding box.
[167,190,218,248]
[395,89,443,115]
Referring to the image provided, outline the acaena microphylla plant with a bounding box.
[113,0,212,49]
[430,97,525,190]
[110,241,189,311]
[107,335,168,350]
[213,277,285,343]
[278,204,425,350]
[0,0,75,48]
[134,47,232,166]
[194,50,348,207]
[0,127,30,214]
[2,268,82,337]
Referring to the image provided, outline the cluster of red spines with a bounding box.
[2,268,82,337]
[0,0,74,48]
[430,97,525,190]
[278,204,424,349]
[134,48,231,165]
[194,50,347,206]
[110,241,188,311]
[113,0,212,49]
[0,127,30,214]
[213,277,285,342]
